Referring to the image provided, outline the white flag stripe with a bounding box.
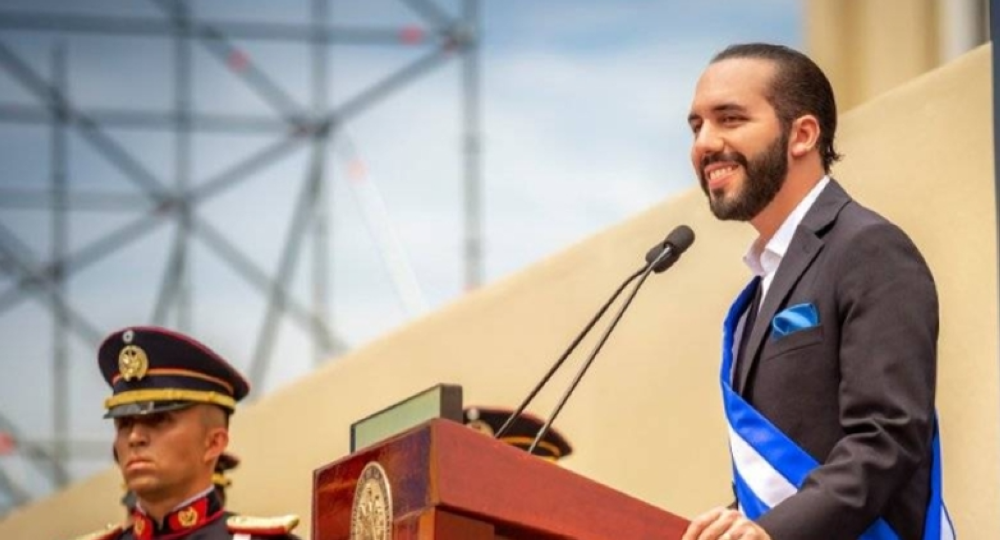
[728,425,797,509]
[730,425,957,539]
[941,507,956,540]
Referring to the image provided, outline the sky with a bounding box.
[0,0,801,511]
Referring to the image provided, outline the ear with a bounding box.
[789,114,820,159]
[204,427,229,463]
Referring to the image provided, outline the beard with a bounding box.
[699,128,790,221]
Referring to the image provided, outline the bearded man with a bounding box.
[681,43,954,540]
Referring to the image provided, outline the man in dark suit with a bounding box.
[681,44,951,540]
[73,327,300,540]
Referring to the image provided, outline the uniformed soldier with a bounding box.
[74,326,299,540]
[463,406,573,461]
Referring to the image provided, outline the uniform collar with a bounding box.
[131,487,224,540]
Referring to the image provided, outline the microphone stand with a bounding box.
[527,246,674,454]
[493,265,648,440]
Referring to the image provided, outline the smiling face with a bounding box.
[113,405,227,505]
[688,57,790,222]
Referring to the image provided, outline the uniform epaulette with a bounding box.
[227,514,300,535]
[69,523,124,540]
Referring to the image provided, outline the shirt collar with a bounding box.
[743,176,830,277]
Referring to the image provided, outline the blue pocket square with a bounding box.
[771,303,819,338]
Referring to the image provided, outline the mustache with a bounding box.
[701,151,749,173]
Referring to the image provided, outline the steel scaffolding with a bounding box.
[0,0,480,513]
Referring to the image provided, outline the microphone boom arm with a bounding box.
[527,244,678,454]
[494,264,648,439]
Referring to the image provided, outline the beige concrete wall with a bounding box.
[1,46,995,540]
[807,0,940,111]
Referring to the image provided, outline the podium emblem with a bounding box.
[350,461,393,540]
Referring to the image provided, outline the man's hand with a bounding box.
[681,507,772,540]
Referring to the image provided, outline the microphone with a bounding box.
[525,224,695,454]
[645,224,695,273]
[493,225,695,446]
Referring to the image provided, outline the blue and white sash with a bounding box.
[721,280,955,540]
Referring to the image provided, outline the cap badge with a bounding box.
[119,345,149,381]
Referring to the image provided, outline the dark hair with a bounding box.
[712,43,842,172]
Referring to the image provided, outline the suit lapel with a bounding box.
[735,180,852,394]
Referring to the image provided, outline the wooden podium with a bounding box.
[313,418,689,539]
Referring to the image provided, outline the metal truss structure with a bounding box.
[0,0,480,514]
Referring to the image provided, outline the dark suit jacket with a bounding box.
[736,180,938,540]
